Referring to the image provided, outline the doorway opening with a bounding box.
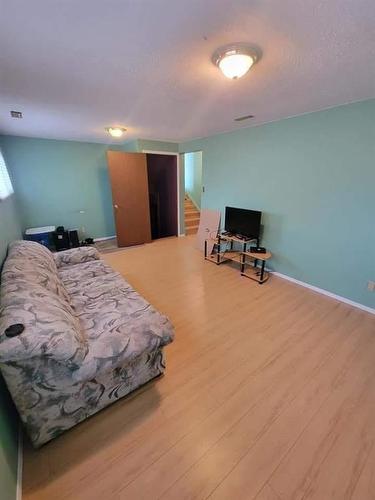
[147,153,178,240]
[184,151,202,235]
[106,150,180,248]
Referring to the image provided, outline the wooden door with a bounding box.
[107,151,151,247]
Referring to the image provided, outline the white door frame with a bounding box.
[141,150,183,236]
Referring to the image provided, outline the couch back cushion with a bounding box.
[7,240,57,274]
[2,258,71,304]
[0,241,86,366]
[4,240,71,304]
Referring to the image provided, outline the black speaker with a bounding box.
[69,230,80,248]
[53,227,70,251]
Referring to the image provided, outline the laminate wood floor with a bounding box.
[23,236,375,500]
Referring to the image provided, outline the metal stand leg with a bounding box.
[217,235,221,264]
[260,259,265,283]
[240,253,245,274]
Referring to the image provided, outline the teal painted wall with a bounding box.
[121,139,140,152]
[2,101,374,308]
[180,99,375,309]
[138,139,179,153]
[0,136,179,240]
[0,169,21,500]
[0,194,22,262]
[119,138,178,153]
[184,151,202,208]
[0,136,116,239]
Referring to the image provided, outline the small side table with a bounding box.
[240,251,272,284]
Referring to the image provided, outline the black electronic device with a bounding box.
[250,246,266,254]
[69,230,80,248]
[225,207,262,240]
[53,226,70,251]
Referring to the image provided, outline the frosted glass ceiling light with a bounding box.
[105,127,126,138]
[212,44,259,79]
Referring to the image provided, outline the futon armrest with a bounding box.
[71,314,174,383]
[54,246,100,268]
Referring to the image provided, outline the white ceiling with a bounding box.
[0,0,374,144]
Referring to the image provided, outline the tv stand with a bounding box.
[204,233,271,284]
[220,231,258,244]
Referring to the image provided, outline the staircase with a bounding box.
[184,195,200,235]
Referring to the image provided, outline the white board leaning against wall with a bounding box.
[195,209,221,255]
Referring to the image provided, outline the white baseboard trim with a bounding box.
[94,235,116,242]
[272,271,375,315]
[16,425,23,500]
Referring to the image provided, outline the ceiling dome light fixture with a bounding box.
[212,44,259,80]
[105,126,127,138]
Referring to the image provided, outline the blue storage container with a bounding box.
[24,226,56,248]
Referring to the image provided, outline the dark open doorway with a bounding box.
[146,153,178,239]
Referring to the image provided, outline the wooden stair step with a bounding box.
[185,211,200,219]
[185,218,200,227]
[186,225,199,235]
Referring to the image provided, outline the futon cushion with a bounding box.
[0,241,87,365]
[54,246,100,269]
[71,286,173,381]
[2,258,71,305]
[58,259,118,298]
[8,240,57,275]
[59,260,174,381]
[0,282,87,366]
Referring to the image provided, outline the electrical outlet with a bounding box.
[368,281,375,292]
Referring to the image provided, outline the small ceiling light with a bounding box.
[10,110,23,118]
[212,44,259,80]
[105,127,126,138]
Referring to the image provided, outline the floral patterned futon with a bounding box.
[0,240,174,447]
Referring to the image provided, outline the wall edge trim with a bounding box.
[94,236,116,242]
[272,271,375,315]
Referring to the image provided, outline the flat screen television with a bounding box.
[224,206,262,239]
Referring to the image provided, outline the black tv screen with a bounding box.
[225,206,262,239]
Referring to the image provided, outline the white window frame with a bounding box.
[0,149,14,200]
